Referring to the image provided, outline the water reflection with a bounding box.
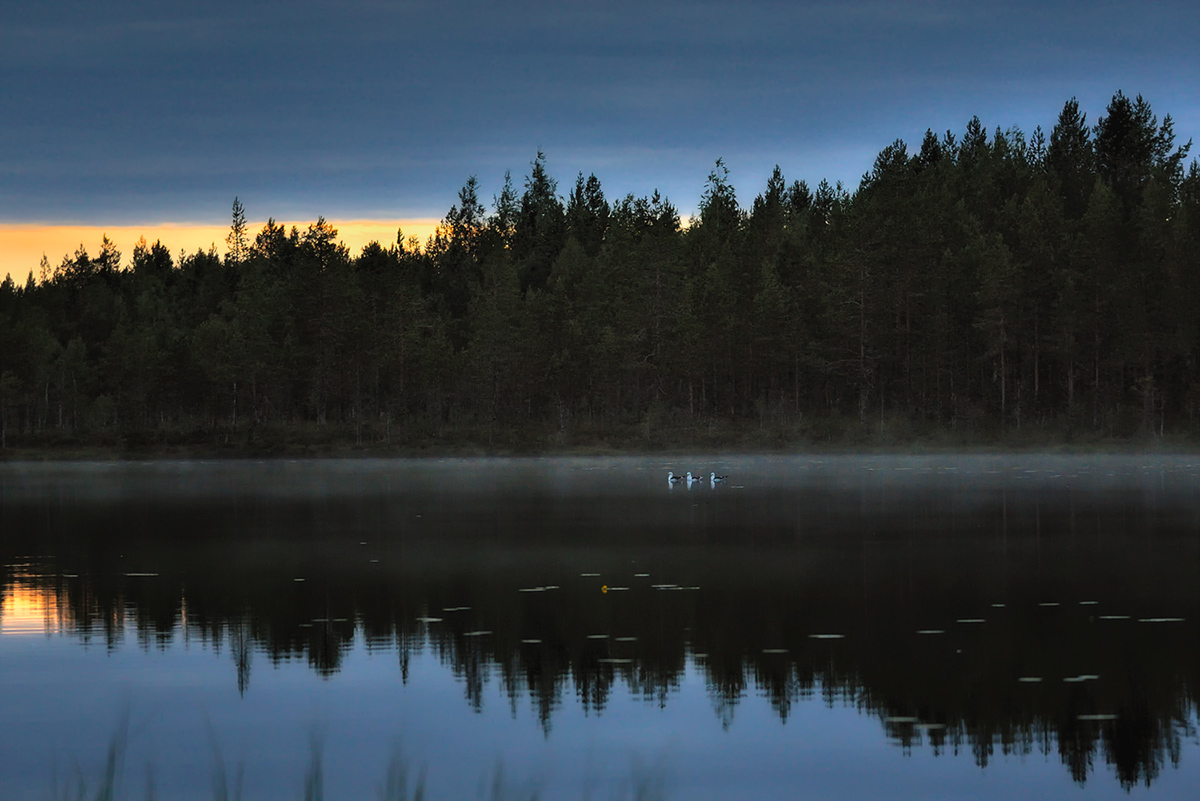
[1,456,1198,794]
[0,574,66,635]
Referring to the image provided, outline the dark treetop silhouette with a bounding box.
[1,93,1197,452]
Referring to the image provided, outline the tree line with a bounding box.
[2,91,1198,450]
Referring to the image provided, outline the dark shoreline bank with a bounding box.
[3,419,1197,461]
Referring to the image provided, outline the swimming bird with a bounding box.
[667,471,683,484]
[686,472,702,486]
[710,472,728,484]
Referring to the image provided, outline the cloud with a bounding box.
[3,0,1198,227]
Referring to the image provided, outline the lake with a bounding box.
[1,455,1198,800]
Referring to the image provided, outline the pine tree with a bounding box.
[226,197,250,265]
[512,151,566,293]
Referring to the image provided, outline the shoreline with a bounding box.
[3,428,1198,461]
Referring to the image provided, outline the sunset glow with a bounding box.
[0,219,441,283]
[0,578,63,636]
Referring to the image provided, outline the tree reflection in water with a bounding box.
[1,456,1197,791]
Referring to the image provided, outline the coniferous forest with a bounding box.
[2,92,1199,453]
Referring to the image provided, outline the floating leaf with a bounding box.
[1138,617,1185,623]
[956,619,986,624]
[580,573,600,577]
[463,630,492,637]
[1038,602,1061,607]
[916,630,945,635]
[809,634,845,640]
[1018,677,1043,683]
[587,634,609,639]
[615,636,638,642]
[520,638,542,644]
[1098,615,1131,620]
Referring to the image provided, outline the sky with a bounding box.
[2,0,1199,279]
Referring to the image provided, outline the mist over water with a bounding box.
[2,456,1198,799]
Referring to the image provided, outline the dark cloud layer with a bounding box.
[3,1,1197,222]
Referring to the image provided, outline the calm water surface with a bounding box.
[1,455,1198,800]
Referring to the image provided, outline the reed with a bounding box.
[49,729,667,801]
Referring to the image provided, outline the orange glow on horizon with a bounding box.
[0,219,441,283]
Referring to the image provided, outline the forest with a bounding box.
[1,91,1198,453]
